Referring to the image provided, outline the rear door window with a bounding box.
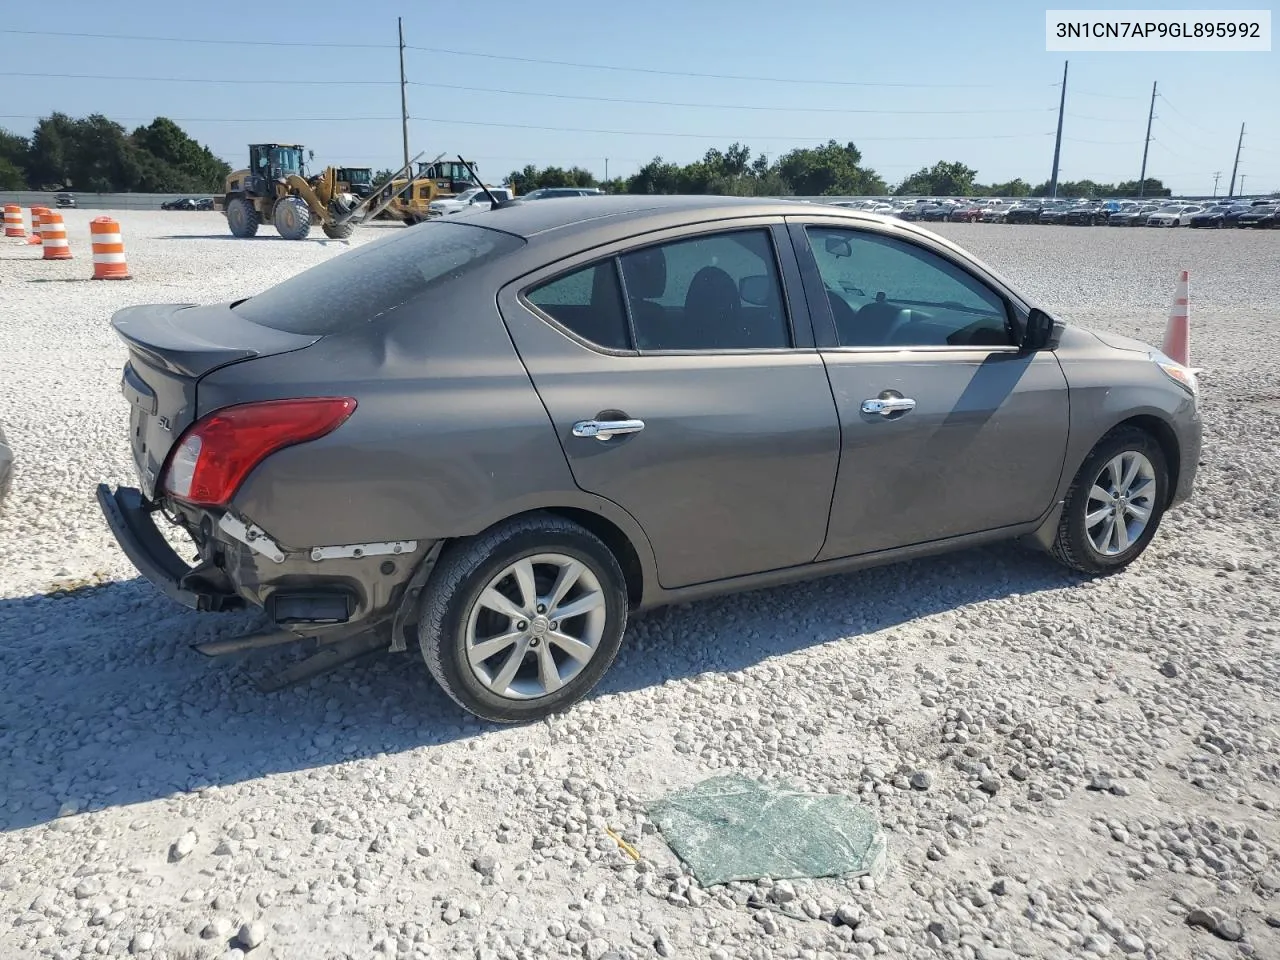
[234,222,524,335]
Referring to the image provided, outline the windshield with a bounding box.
[234,222,524,335]
[345,169,371,184]
[270,147,303,175]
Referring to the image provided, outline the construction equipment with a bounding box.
[335,167,375,199]
[219,145,424,241]
[383,156,497,224]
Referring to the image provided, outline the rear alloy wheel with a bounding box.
[273,196,313,240]
[1050,427,1169,574]
[418,514,628,723]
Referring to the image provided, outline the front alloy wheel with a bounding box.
[418,514,628,722]
[1049,426,1169,574]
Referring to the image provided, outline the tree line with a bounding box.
[0,114,230,193]
[505,147,1171,199]
[2,114,1172,199]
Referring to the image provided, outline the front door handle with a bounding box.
[572,418,646,441]
[861,397,917,416]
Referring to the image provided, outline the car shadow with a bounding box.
[0,541,1078,833]
[154,235,351,245]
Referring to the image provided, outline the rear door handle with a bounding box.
[861,397,916,416]
[572,418,645,441]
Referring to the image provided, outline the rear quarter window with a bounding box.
[234,221,525,335]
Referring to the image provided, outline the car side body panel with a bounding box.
[208,265,641,553]
[496,217,842,590]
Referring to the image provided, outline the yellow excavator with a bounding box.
[219,145,422,241]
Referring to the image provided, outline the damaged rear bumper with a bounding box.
[97,484,434,646]
[96,484,243,612]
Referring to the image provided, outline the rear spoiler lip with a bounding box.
[110,302,322,380]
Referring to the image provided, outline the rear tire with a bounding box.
[226,197,259,238]
[418,514,629,723]
[1049,426,1169,575]
[273,197,312,240]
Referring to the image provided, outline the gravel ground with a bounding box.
[1,211,1278,960]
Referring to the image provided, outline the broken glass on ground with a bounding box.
[646,774,888,888]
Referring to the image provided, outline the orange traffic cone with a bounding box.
[27,207,46,245]
[90,217,131,279]
[1161,270,1190,367]
[3,203,24,238]
[40,210,72,260]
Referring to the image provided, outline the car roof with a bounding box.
[467,194,983,241]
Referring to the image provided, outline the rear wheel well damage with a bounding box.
[421,507,645,614]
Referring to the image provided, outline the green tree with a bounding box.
[895,160,979,197]
[776,140,885,196]
[986,178,1032,197]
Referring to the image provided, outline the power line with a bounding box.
[408,80,1055,116]
[403,45,1009,88]
[409,115,1055,142]
[0,27,1017,88]
[0,28,392,48]
[0,71,397,86]
[0,70,1060,116]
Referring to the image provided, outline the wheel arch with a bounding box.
[1106,413,1181,507]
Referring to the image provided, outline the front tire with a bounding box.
[418,514,629,723]
[226,197,259,238]
[273,197,313,240]
[1050,427,1169,575]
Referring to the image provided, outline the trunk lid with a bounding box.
[112,302,320,498]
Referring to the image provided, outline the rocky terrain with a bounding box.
[1,212,1277,959]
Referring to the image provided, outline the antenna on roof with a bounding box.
[456,156,505,209]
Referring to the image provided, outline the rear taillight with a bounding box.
[162,397,356,507]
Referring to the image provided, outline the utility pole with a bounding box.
[1228,122,1245,196]
[1212,171,1221,196]
[605,158,609,182]
[398,17,410,172]
[1239,173,1247,194]
[1138,81,1157,198]
[1049,60,1068,199]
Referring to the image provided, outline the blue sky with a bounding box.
[1,0,1276,194]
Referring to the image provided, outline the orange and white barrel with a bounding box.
[90,217,130,279]
[3,204,24,238]
[40,210,72,260]
[28,207,47,245]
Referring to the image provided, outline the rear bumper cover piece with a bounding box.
[96,484,242,612]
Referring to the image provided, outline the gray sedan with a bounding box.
[98,196,1201,722]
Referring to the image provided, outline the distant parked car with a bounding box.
[1146,204,1202,227]
[161,198,198,211]
[54,192,76,208]
[1062,202,1106,226]
[1107,205,1158,227]
[1235,203,1279,228]
[0,421,11,509]
[428,186,515,217]
[520,187,604,200]
[96,195,1202,723]
[947,201,984,223]
[1004,202,1042,224]
[196,198,215,211]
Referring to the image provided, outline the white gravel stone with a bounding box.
[1,213,1277,960]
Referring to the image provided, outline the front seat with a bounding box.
[681,266,741,349]
[851,293,904,346]
[620,248,668,349]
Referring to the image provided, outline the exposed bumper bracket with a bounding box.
[96,484,242,612]
[389,540,444,653]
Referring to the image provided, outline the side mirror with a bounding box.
[824,235,852,258]
[739,275,772,306]
[1022,307,1058,352]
